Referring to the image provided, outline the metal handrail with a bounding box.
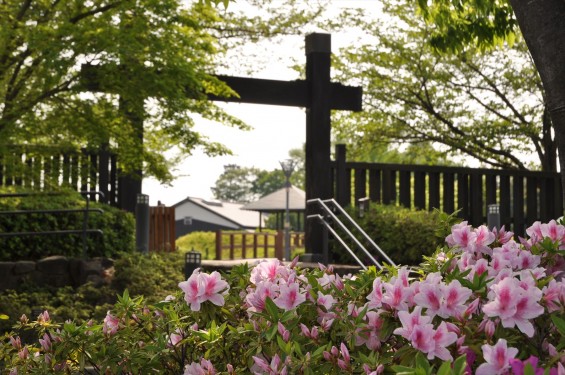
[307,214,367,270]
[321,199,397,267]
[307,198,397,270]
[0,191,105,258]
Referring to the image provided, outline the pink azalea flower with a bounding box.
[474,225,496,255]
[483,276,544,337]
[476,339,518,375]
[252,354,287,375]
[393,306,431,340]
[317,291,336,310]
[428,322,457,361]
[366,277,384,309]
[179,271,202,311]
[526,221,544,244]
[382,277,411,311]
[355,311,384,350]
[409,323,436,355]
[273,282,306,310]
[446,221,477,253]
[198,271,229,307]
[38,333,52,352]
[413,281,442,317]
[245,281,278,313]
[440,280,472,318]
[103,311,120,335]
[543,279,565,312]
[167,328,184,347]
[541,220,565,242]
[184,358,216,375]
[250,260,288,284]
[493,226,514,244]
[179,270,229,312]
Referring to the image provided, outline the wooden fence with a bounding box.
[0,146,119,207]
[215,231,305,261]
[332,144,563,234]
[150,206,176,252]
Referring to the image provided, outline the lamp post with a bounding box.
[280,159,296,261]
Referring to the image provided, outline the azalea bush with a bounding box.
[4,220,565,374]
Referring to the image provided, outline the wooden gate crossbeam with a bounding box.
[80,33,362,257]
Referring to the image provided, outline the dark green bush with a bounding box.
[0,251,186,335]
[0,188,134,261]
[331,204,455,266]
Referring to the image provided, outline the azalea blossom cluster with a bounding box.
[5,219,565,374]
[178,269,229,312]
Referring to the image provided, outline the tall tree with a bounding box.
[0,0,325,182]
[331,1,554,170]
[416,0,565,200]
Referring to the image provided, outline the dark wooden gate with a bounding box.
[149,205,176,252]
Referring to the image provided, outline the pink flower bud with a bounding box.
[337,359,348,370]
[227,364,234,374]
[340,342,350,363]
[18,346,29,360]
[444,322,460,335]
[323,351,332,361]
[290,256,299,269]
[331,345,339,357]
[464,298,480,317]
[311,326,319,340]
[485,319,496,338]
[19,314,28,324]
[10,336,21,350]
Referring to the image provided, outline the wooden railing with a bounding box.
[332,144,563,234]
[215,231,305,261]
[0,145,119,207]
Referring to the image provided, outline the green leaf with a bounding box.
[453,354,467,375]
[437,361,452,375]
[415,352,430,371]
[523,363,536,375]
[264,297,279,320]
[551,315,565,336]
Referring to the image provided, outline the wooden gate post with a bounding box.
[275,231,284,261]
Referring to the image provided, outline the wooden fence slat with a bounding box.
[429,172,440,210]
[399,170,411,208]
[369,169,380,203]
[526,177,538,226]
[443,173,455,213]
[470,174,483,226]
[354,168,366,205]
[513,176,525,235]
[414,171,425,210]
[500,175,511,228]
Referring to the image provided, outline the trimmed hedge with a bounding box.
[332,203,455,266]
[0,188,134,261]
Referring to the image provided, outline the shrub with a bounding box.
[176,231,215,259]
[3,220,565,374]
[0,251,185,335]
[0,188,134,261]
[332,204,454,266]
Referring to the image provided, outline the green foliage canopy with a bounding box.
[331,0,554,170]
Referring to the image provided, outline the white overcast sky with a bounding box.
[143,1,380,205]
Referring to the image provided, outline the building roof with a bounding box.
[173,197,262,228]
[242,185,305,212]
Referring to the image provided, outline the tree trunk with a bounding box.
[509,0,565,211]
